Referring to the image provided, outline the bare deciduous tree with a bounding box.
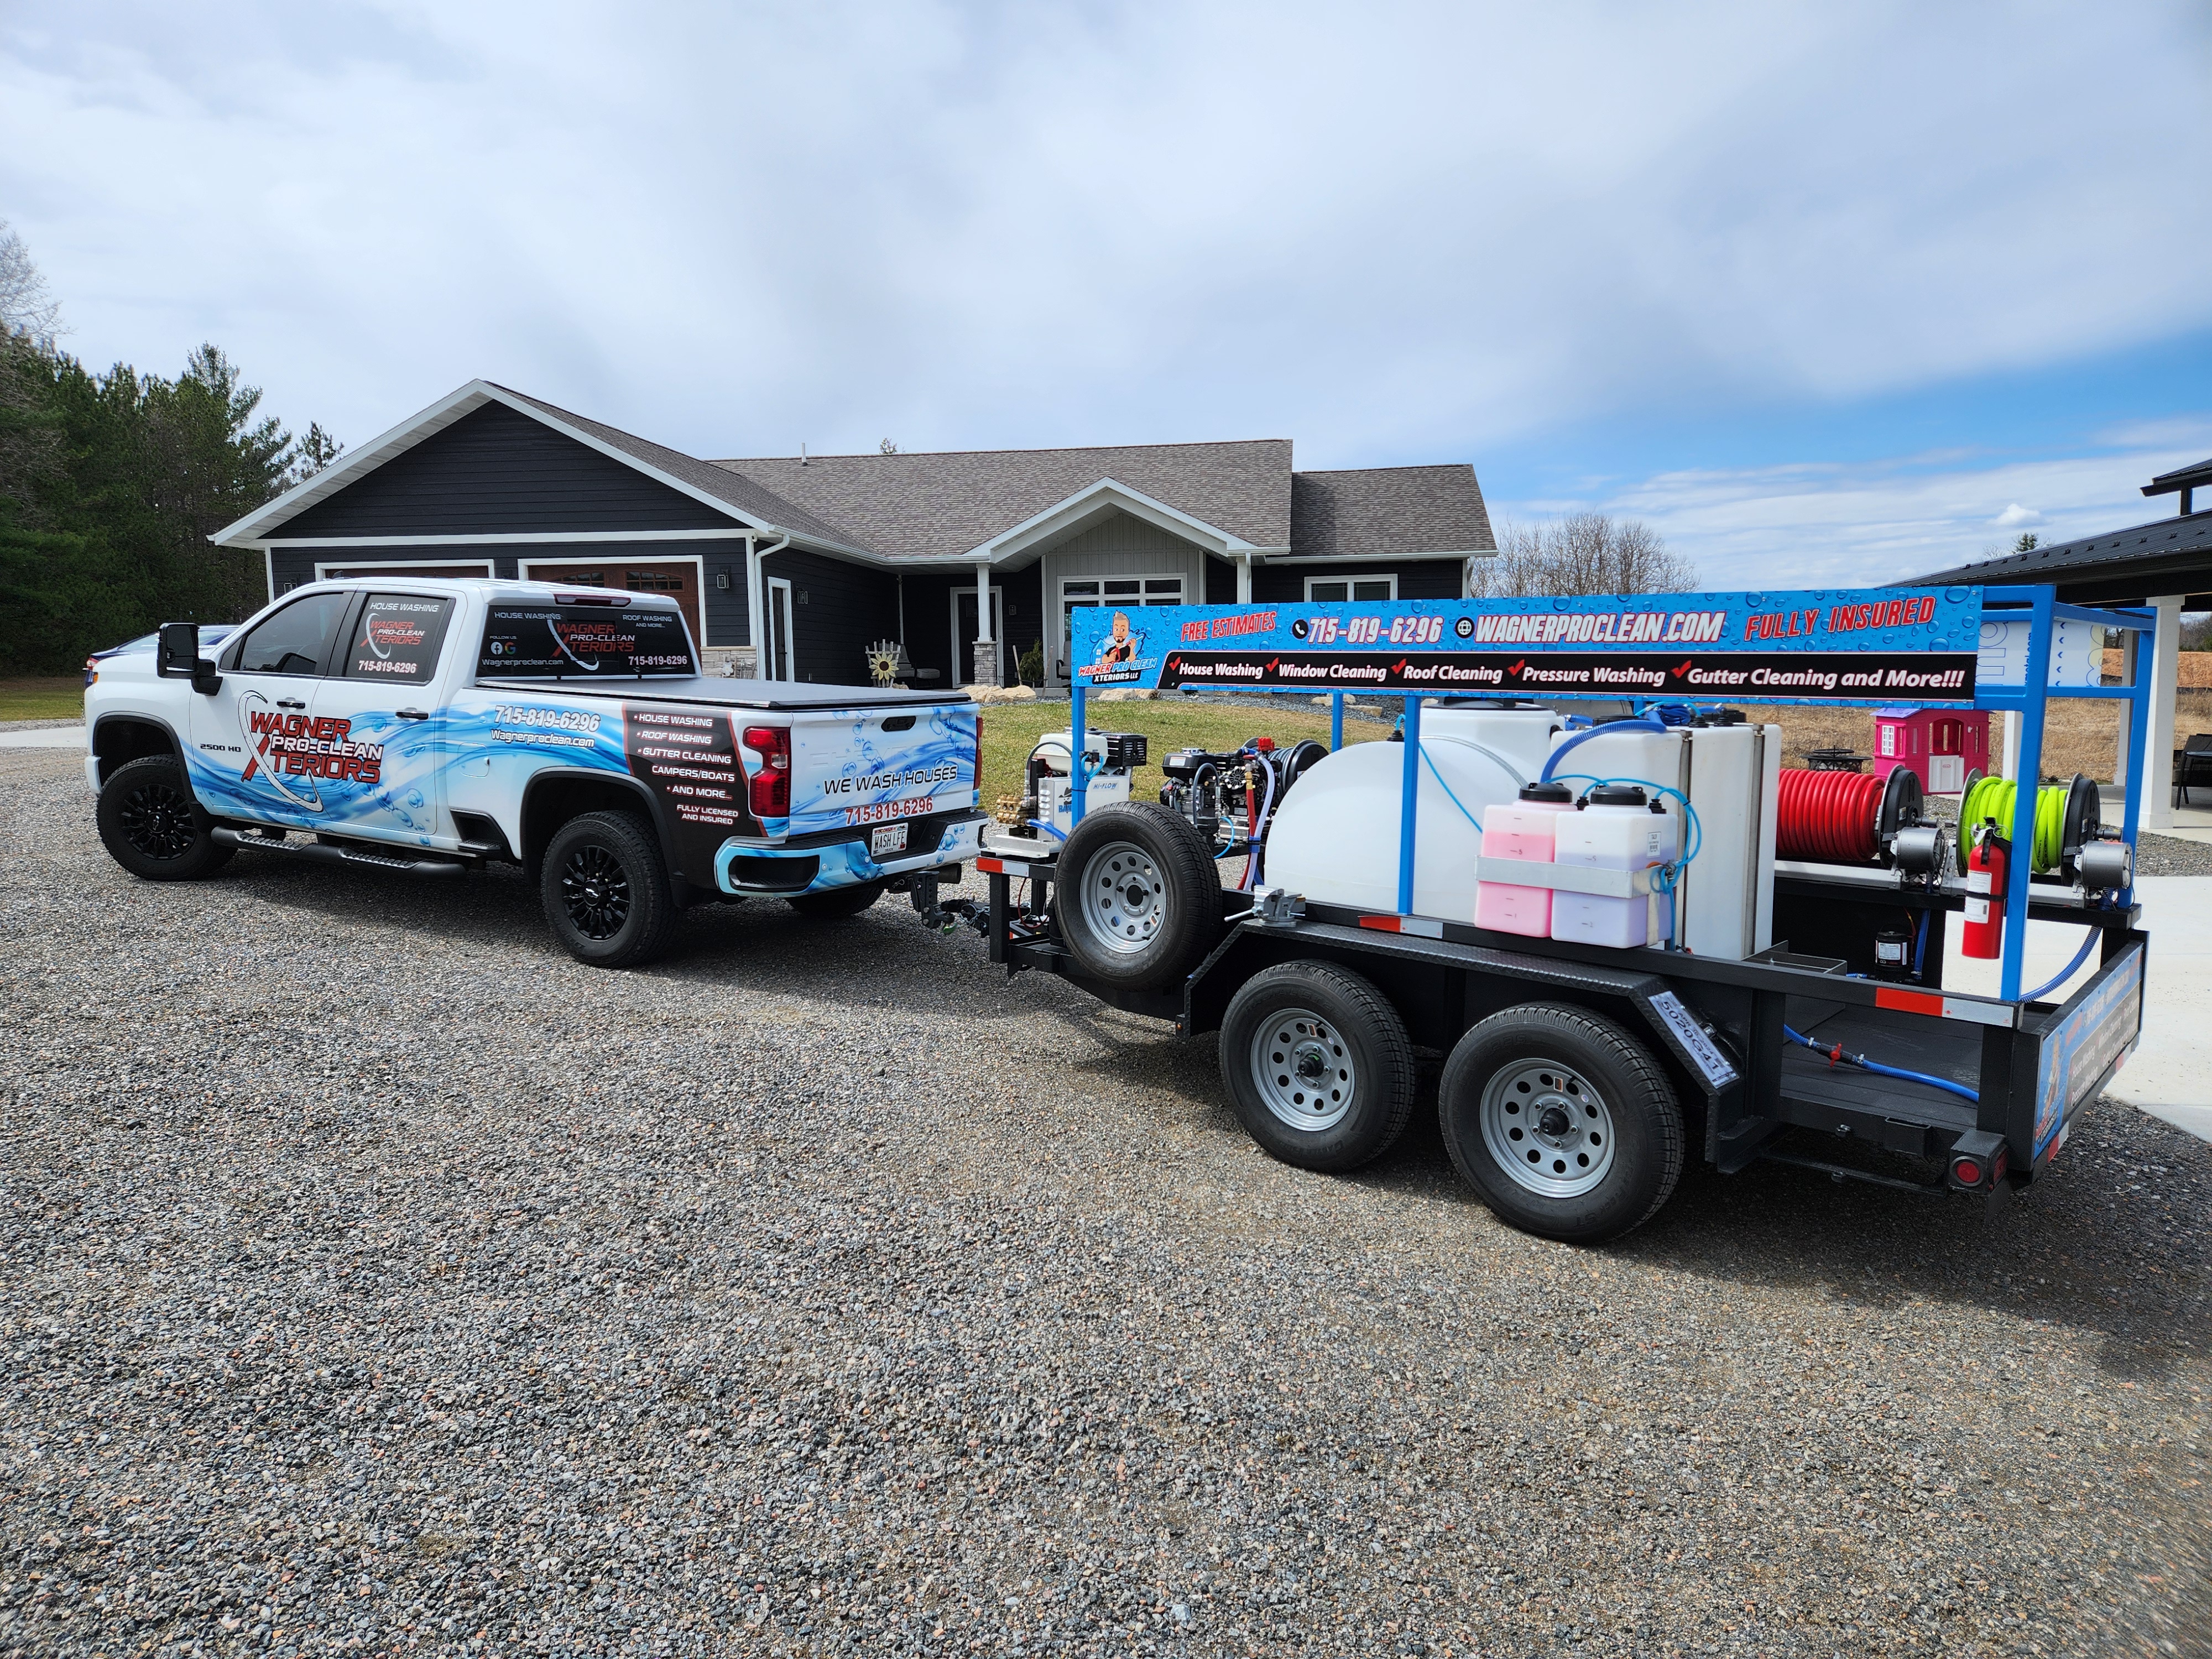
[0,221,61,347]
[1468,513,1695,597]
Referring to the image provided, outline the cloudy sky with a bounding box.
[4,1,2208,583]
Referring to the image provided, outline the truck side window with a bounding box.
[343,594,455,685]
[229,592,353,676]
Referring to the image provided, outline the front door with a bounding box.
[187,589,354,828]
[765,577,795,681]
[521,559,704,655]
[954,588,1005,687]
[310,591,462,847]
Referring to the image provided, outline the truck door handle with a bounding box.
[276,697,306,709]
[396,708,430,721]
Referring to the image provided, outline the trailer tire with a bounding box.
[1439,1003,1683,1243]
[1220,961,1416,1172]
[541,810,681,969]
[1054,802,1223,990]
[786,880,886,919]
[96,755,234,880]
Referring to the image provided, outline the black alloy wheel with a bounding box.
[95,754,235,880]
[560,843,634,940]
[539,811,680,968]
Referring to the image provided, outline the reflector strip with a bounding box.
[1874,985,2016,1028]
[977,856,1031,878]
[1358,915,1443,938]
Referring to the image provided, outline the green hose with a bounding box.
[1958,775,2070,873]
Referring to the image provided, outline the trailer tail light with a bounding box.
[1950,1156,1984,1188]
[743,726,791,818]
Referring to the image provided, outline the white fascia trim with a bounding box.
[1259,548,1495,566]
[212,381,500,546]
[260,530,758,548]
[968,478,1260,567]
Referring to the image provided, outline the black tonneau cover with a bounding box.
[474,675,972,711]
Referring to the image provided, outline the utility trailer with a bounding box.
[960,583,2154,1242]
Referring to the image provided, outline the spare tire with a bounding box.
[1054,801,1224,990]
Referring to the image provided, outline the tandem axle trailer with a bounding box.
[958,582,2153,1243]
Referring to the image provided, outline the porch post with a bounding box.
[1235,555,1253,605]
[2142,594,2184,831]
[971,560,1001,687]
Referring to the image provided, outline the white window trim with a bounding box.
[1053,572,1186,681]
[1303,572,1397,602]
[314,559,494,582]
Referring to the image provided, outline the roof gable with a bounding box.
[1290,465,1495,559]
[713,440,1294,561]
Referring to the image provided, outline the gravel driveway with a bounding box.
[3,747,2206,1658]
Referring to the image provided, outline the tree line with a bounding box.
[0,221,341,675]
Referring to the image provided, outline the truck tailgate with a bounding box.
[788,704,979,837]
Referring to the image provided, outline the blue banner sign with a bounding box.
[1071,587,1981,703]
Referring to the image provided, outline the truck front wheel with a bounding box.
[1220,961,1415,1172]
[1438,1003,1683,1244]
[541,811,680,968]
[96,755,234,881]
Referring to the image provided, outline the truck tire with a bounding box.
[786,880,886,919]
[1220,961,1415,1172]
[541,811,681,969]
[1438,1003,1684,1244]
[96,754,234,881]
[1054,801,1223,990]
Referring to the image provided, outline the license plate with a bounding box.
[870,822,909,857]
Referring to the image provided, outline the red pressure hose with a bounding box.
[1777,768,1886,864]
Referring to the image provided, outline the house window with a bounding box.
[1060,576,1184,667]
[1306,574,1396,602]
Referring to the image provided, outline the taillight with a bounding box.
[743,726,791,818]
[1951,1156,1984,1188]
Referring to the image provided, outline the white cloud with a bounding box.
[0,0,2207,468]
[1496,423,2212,587]
[1992,503,2043,528]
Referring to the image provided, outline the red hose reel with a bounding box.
[1777,765,1928,866]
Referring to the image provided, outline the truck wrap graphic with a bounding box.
[622,703,753,879]
[788,706,979,837]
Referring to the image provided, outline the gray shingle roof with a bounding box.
[1290,466,1495,559]
[711,440,1295,560]
[1918,509,2212,587]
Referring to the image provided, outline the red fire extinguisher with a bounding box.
[1963,821,2007,960]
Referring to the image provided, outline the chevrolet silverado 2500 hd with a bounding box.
[84,578,986,966]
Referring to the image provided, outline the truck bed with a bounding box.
[474,675,971,710]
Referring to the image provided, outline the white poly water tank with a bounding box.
[1419,705,1564,786]
[1263,734,1531,919]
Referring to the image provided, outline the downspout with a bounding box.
[747,531,791,680]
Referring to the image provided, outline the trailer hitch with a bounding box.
[904,871,986,936]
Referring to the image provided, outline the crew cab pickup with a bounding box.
[85,578,986,966]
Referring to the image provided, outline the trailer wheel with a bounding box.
[541,811,680,969]
[1438,1003,1683,1243]
[1054,802,1223,990]
[786,880,886,919]
[1220,961,1415,1172]
[96,755,234,880]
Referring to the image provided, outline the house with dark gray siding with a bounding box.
[213,381,1496,687]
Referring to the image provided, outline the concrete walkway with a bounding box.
[1942,876,2211,1143]
[0,724,87,750]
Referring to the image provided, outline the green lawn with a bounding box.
[977,696,1391,817]
[0,678,86,723]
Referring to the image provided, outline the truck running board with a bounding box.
[212,827,468,878]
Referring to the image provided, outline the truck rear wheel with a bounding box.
[541,811,680,968]
[1054,801,1223,990]
[1438,1003,1683,1243]
[96,755,234,881]
[786,880,886,919]
[1220,961,1415,1172]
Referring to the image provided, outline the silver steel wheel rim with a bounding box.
[1480,1058,1616,1198]
[1250,1006,1356,1132]
[1078,840,1168,956]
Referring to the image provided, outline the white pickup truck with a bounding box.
[84,577,986,966]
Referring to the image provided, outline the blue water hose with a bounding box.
[2021,927,2099,1004]
[1783,1024,1980,1105]
[1540,716,1668,782]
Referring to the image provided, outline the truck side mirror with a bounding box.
[156,622,222,693]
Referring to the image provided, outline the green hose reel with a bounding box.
[1958,773,2101,877]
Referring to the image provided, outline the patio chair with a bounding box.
[2177,734,2212,807]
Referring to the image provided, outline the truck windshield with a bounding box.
[476,603,697,679]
